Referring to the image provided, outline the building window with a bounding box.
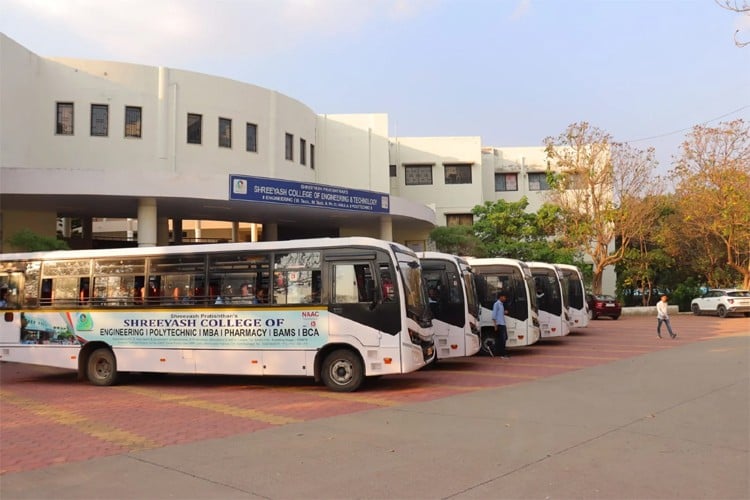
[444,163,472,184]
[389,165,397,177]
[310,144,315,169]
[56,102,74,135]
[446,214,473,226]
[285,133,294,161]
[495,173,518,191]
[528,172,550,191]
[219,117,232,148]
[404,165,433,185]
[91,104,108,136]
[125,106,142,138]
[187,113,202,144]
[246,123,258,152]
[300,138,306,165]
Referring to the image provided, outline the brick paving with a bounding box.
[1,313,747,475]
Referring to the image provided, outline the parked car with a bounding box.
[586,294,621,320]
[690,289,750,318]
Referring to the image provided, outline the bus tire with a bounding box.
[86,348,118,386]
[481,333,496,357]
[321,349,363,392]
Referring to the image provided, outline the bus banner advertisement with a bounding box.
[19,309,329,349]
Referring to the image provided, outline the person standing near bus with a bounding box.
[492,291,509,358]
[656,294,677,339]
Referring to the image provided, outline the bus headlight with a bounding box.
[408,328,421,345]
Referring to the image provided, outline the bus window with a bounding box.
[334,263,374,303]
[93,275,135,306]
[379,263,396,302]
[79,277,90,305]
[40,278,53,306]
[273,251,321,305]
[209,252,270,305]
[0,267,27,309]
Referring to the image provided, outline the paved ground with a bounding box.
[1,314,748,499]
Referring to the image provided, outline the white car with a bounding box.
[690,289,750,318]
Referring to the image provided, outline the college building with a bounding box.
[0,34,614,292]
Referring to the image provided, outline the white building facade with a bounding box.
[0,34,615,293]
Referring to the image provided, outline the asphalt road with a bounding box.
[1,314,748,499]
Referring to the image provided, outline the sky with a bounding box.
[1,0,748,173]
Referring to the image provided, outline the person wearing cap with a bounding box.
[491,291,510,358]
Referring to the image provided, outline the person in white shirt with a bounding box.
[656,294,676,339]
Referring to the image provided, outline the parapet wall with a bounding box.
[621,305,680,316]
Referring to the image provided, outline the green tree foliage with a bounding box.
[429,225,482,256]
[6,229,69,251]
[470,196,575,262]
[616,195,675,305]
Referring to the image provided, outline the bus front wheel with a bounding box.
[321,349,363,392]
[86,348,118,386]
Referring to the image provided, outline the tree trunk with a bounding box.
[592,270,603,295]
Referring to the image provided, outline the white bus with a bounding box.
[418,252,481,360]
[0,237,435,392]
[556,263,589,330]
[464,257,541,353]
[526,262,571,338]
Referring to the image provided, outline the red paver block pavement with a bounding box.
[1,314,747,474]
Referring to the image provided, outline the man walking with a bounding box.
[656,294,676,339]
[492,291,509,358]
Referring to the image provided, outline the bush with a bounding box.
[6,229,69,252]
[671,278,702,312]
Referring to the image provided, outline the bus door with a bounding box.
[422,262,465,356]
[326,255,400,348]
[533,271,567,337]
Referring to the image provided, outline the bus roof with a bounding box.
[0,236,414,261]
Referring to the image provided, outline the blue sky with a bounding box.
[1,0,748,172]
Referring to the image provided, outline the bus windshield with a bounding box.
[395,250,429,326]
[461,264,480,320]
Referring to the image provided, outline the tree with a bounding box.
[544,122,660,294]
[616,195,675,306]
[429,225,483,256]
[671,119,750,289]
[6,229,69,251]
[470,196,576,262]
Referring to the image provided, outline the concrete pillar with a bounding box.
[194,220,202,240]
[231,221,239,242]
[137,198,157,247]
[157,217,169,246]
[379,216,393,241]
[81,217,93,240]
[61,217,72,238]
[264,223,278,241]
[126,218,135,241]
[250,223,259,242]
[173,219,183,244]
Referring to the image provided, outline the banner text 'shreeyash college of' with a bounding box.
[229,175,390,213]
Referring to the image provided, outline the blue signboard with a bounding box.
[229,175,390,214]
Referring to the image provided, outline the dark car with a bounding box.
[586,294,621,320]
